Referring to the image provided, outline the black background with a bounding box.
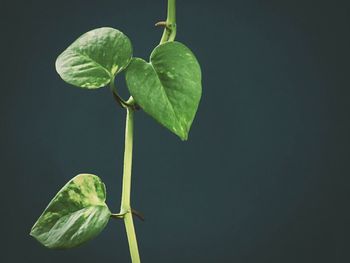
[1,0,349,262]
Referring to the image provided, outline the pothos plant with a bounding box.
[30,1,201,262]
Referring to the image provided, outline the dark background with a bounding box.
[1,0,349,262]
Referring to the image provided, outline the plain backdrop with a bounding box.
[1,0,349,262]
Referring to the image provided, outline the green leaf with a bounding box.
[125,41,202,140]
[56,27,132,89]
[30,174,111,249]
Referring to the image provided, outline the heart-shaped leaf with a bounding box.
[30,174,111,249]
[56,27,133,89]
[125,41,202,140]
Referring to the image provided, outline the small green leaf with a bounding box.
[30,174,111,249]
[56,27,133,89]
[125,41,202,140]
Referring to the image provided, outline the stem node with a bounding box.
[159,0,177,44]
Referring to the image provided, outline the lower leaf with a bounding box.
[30,173,111,249]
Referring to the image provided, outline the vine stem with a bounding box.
[118,1,177,262]
[159,0,176,44]
[120,104,140,263]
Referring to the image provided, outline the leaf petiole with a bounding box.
[111,212,127,219]
[111,209,144,221]
[109,78,129,109]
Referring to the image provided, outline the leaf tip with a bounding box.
[179,132,189,141]
[29,222,37,237]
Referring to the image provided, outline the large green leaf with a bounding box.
[56,27,132,89]
[125,41,202,140]
[30,174,111,249]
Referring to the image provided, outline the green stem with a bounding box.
[117,2,178,262]
[124,212,140,262]
[160,0,177,44]
[120,106,140,263]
